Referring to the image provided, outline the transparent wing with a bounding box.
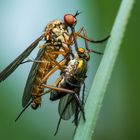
[22,46,46,107]
[0,34,44,82]
[58,94,76,120]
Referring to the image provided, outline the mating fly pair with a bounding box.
[0,11,109,134]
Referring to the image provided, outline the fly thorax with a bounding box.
[45,20,63,42]
[65,59,77,74]
[52,27,69,51]
[52,27,63,37]
[64,59,78,81]
[45,20,70,52]
[65,58,87,83]
[45,20,62,32]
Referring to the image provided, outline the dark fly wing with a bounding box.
[22,46,46,107]
[58,94,76,120]
[0,34,44,83]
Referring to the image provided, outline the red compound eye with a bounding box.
[64,14,77,27]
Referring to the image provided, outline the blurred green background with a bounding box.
[0,0,139,140]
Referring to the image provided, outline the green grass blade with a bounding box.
[73,0,135,140]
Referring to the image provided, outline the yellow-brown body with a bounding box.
[31,20,70,109]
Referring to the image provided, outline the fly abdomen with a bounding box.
[31,47,59,109]
[50,90,66,101]
[31,53,49,108]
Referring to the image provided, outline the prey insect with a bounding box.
[0,11,110,113]
[40,35,106,135]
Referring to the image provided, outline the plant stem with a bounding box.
[73,0,135,140]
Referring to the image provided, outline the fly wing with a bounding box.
[0,34,44,82]
[22,46,46,107]
[58,94,76,120]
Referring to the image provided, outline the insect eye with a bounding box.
[78,48,85,53]
[64,14,77,27]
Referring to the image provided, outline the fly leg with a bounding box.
[82,82,85,105]
[73,104,79,126]
[41,84,75,94]
[41,83,76,101]
[73,93,86,121]
[20,59,33,64]
[71,27,79,52]
[72,83,86,125]
[41,84,86,120]
[67,27,84,53]
[20,58,47,64]
[49,50,70,67]
[73,27,110,55]
[74,27,110,44]
[82,28,103,55]
[54,92,85,135]
[72,97,80,126]
[47,52,67,72]
[49,76,65,101]
[20,49,67,64]
[37,76,64,100]
[40,58,67,84]
[41,83,85,135]
[54,96,75,135]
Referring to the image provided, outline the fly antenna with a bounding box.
[15,100,32,122]
[74,10,82,17]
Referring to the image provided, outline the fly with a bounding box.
[41,34,108,135]
[0,11,110,123]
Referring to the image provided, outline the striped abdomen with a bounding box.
[31,46,58,109]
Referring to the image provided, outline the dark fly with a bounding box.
[42,43,105,135]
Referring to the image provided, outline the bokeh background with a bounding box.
[0,0,139,140]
